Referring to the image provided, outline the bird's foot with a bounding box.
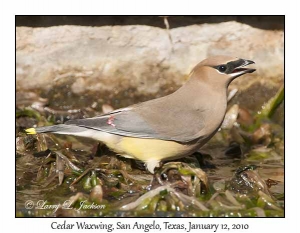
[150,161,209,195]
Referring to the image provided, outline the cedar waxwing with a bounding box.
[26,56,255,173]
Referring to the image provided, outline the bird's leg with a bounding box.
[154,161,209,195]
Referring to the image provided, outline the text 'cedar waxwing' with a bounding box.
[26,56,256,173]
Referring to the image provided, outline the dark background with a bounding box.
[16,16,284,30]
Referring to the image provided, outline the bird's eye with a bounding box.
[218,65,227,73]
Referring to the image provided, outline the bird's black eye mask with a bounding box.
[212,59,252,74]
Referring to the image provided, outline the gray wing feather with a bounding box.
[65,100,206,142]
[65,110,159,139]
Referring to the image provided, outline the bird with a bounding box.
[26,56,255,173]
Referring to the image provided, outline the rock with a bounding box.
[16,22,283,109]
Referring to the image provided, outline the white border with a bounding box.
[1,0,298,232]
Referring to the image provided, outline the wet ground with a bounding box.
[15,85,284,217]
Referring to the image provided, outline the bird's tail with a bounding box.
[25,124,85,135]
[25,124,118,145]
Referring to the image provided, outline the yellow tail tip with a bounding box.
[25,128,36,135]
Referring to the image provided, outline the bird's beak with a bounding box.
[230,59,256,78]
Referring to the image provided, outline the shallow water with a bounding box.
[15,87,284,217]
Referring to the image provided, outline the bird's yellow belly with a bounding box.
[116,137,191,162]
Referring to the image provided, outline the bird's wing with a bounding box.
[65,98,206,143]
